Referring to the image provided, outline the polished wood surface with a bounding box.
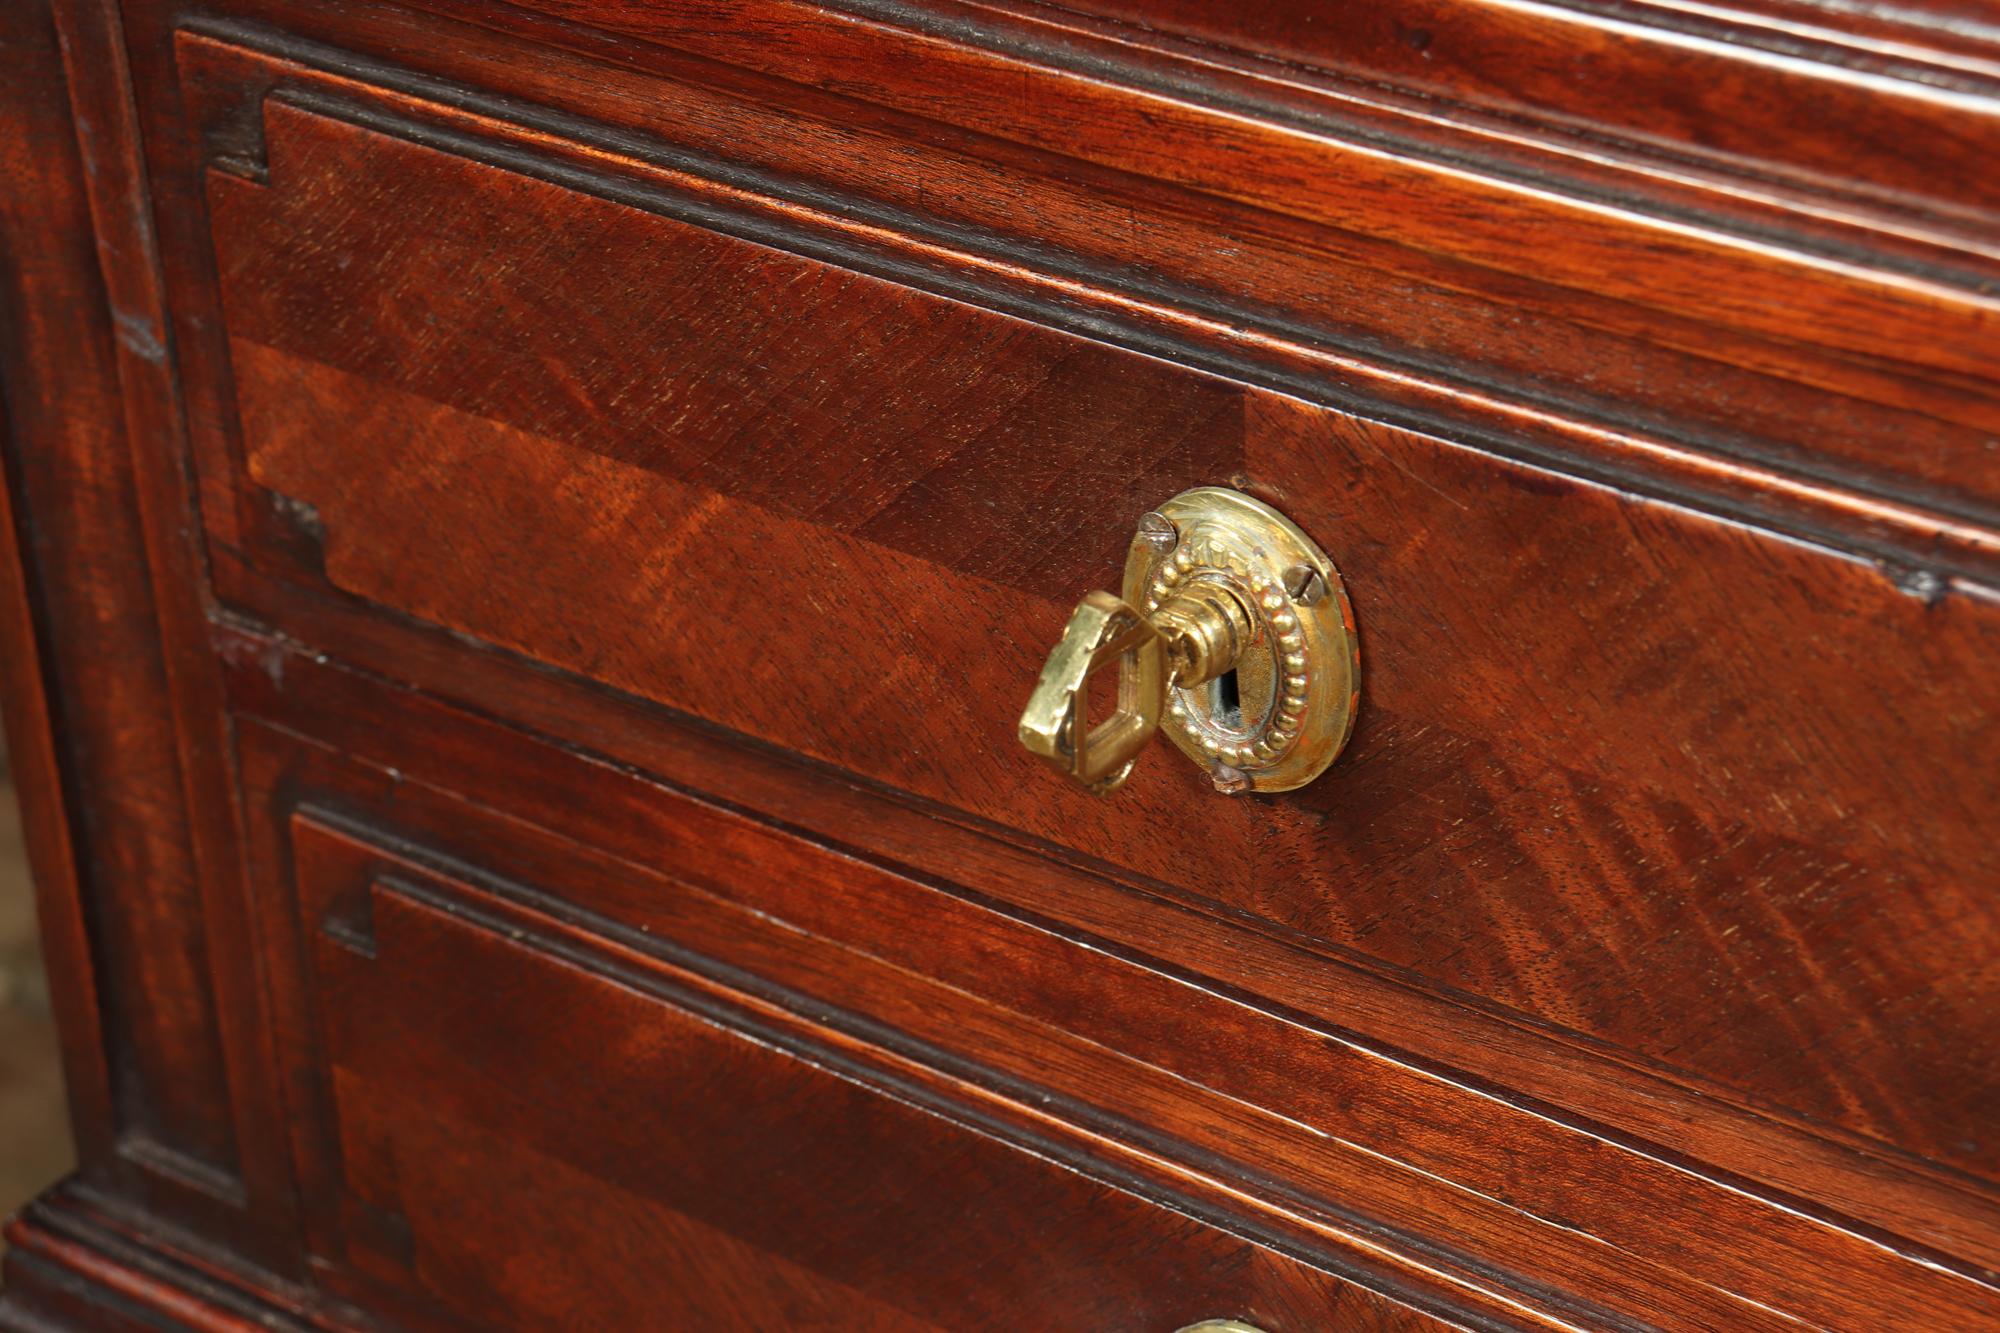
[247,757,1461,1332]
[209,653,1997,1330]
[1,0,1996,1328]
[195,76,2000,1175]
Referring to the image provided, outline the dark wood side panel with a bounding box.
[0,0,298,1261]
[0,0,235,1178]
[188,88,2000,1187]
[0,0,123,1180]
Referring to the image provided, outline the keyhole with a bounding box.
[1210,668,1243,729]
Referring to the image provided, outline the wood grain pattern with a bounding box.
[2,0,1996,1327]
[993,0,2000,229]
[377,0,2000,485]
[159,11,2000,579]
[215,707,2000,1329]
[200,94,2000,1187]
[248,754,1472,1331]
[208,110,1241,600]
[0,0,266,1239]
[216,618,2000,1287]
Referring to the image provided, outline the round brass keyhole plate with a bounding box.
[1123,488,1359,793]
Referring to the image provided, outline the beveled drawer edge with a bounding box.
[984,0,2000,94]
[1,1190,324,1333]
[858,0,2000,268]
[175,17,2000,592]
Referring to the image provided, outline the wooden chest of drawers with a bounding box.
[1,0,1995,1328]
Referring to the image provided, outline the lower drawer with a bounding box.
[244,725,1462,1332]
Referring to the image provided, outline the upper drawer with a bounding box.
[145,7,2000,1317]
[165,0,2000,563]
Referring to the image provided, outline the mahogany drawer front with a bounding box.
[239,722,1468,1333]
[166,8,2000,1201]
[228,705,2000,1331]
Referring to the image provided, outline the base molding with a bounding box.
[0,1190,312,1333]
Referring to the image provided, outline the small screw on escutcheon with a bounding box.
[1137,511,1180,554]
[1284,562,1328,605]
[1211,761,1252,795]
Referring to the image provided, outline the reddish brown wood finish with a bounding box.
[153,2,2000,580]
[191,86,2000,1180]
[0,0,300,1275]
[998,0,2000,230]
[244,763,1470,1331]
[215,690,2000,1330]
[1,0,1996,1328]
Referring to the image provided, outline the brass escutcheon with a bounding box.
[1018,487,1359,796]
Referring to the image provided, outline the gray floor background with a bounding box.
[0,733,78,1252]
